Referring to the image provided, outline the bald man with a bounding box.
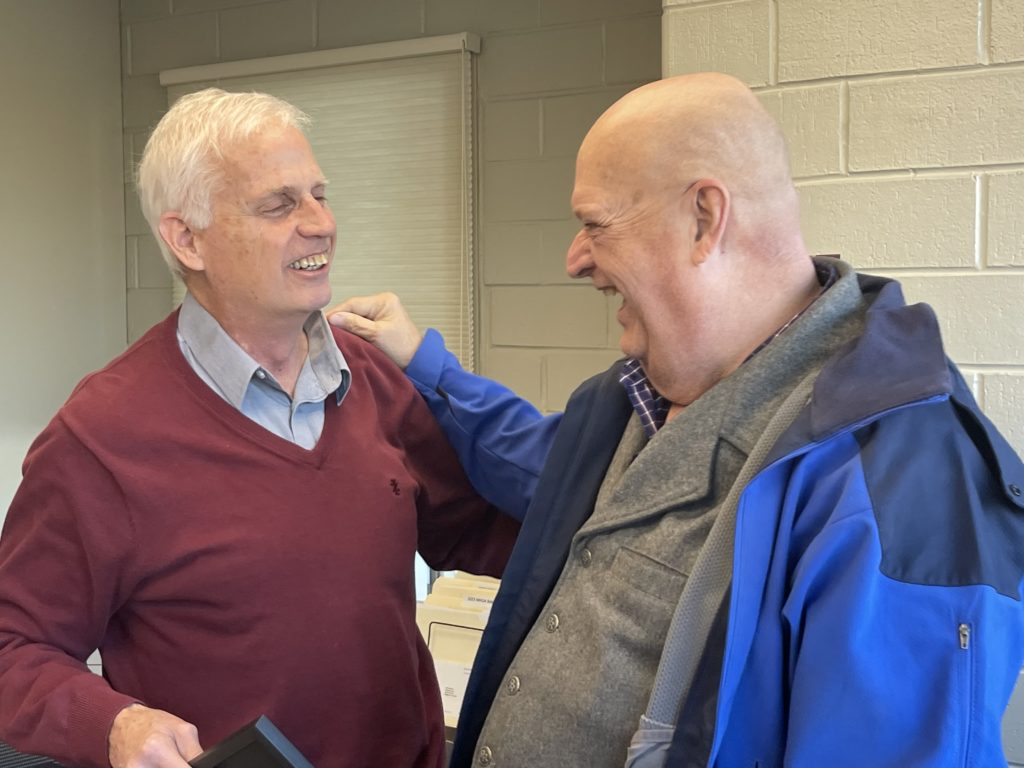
[331,74,1024,768]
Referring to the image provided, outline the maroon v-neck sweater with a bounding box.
[0,311,517,768]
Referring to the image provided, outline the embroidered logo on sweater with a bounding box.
[390,479,401,496]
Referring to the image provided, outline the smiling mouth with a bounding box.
[287,252,329,271]
[598,286,619,297]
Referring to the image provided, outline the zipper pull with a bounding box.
[958,623,970,650]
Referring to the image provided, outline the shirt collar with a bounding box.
[619,359,669,439]
[177,292,349,409]
[302,311,350,404]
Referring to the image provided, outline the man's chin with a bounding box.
[307,287,334,312]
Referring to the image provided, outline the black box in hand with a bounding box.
[189,716,313,768]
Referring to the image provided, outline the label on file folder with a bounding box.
[461,594,494,609]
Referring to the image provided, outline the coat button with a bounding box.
[477,745,494,766]
[1010,483,1022,497]
[579,547,593,566]
[545,613,560,632]
[506,674,521,695]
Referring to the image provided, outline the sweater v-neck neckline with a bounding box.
[159,310,339,467]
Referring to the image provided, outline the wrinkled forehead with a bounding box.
[571,123,669,215]
[216,127,325,195]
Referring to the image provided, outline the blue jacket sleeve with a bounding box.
[404,329,561,521]
[781,507,1024,767]
[776,431,1024,767]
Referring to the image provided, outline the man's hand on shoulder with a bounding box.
[327,292,424,370]
[109,703,203,768]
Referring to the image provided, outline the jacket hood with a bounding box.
[809,272,951,439]
[768,269,1024,511]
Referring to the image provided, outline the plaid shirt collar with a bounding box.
[620,259,838,437]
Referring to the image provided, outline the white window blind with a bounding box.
[166,44,476,369]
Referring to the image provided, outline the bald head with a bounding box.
[578,73,801,256]
[565,73,820,407]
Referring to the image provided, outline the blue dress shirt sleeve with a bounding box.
[404,329,562,521]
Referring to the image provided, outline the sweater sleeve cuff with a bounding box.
[67,685,142,768]
[406,328,449,393]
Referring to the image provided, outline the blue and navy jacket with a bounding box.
[407,272,1024,767]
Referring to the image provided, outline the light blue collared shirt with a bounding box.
[176,293,350,449]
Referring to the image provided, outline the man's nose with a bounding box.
[298,195,336,238]
[565,229,593,279]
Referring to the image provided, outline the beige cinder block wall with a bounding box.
[119,0,663,407]
[662,0,1024,759]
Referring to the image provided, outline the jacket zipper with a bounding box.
[958,622,974,764]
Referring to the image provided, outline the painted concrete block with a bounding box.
[479,346,545,407]
[483,222,543,284]
[137,235,173,289]
[485,99,541,161]
[989,172,1024,267]
[981,373,1024,458]
[539,219,583,282]
[542,88,631,158]
[540,0,660,25]
[220,0,315,61]
[545,349,623,409]
[484,158,575,222]
[758,84,842,178]
[128,288,174,343]
[992,0,1024,64]
[124,186,151,236]
[482,26,604,97]
[849,70,1024,171]
[426,0,538,36]
[128,129,152,178]
[125,238,139,291]
[663,1,770,86]
[121,0,171,23]
[123,134,135,184]
[175,0,274,12]
[798,176,977,269]
[490,286,609,347]
[778,0,977,81]
[318,0,423,49]
[895,274,1024,365]
[121,24,132,77]
[130,12,218,75]
[963,369,982,402]
[606,15,662,84]
[122,74,170,130]
[482,219,578,284]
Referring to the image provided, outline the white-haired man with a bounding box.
[332,73,1024,767]
[0,89,518,768]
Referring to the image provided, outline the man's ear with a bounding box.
[158,212,203,273]
[690,181,729,265]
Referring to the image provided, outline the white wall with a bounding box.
[0,0,126,515]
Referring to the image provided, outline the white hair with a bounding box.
[136,88,310,277]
